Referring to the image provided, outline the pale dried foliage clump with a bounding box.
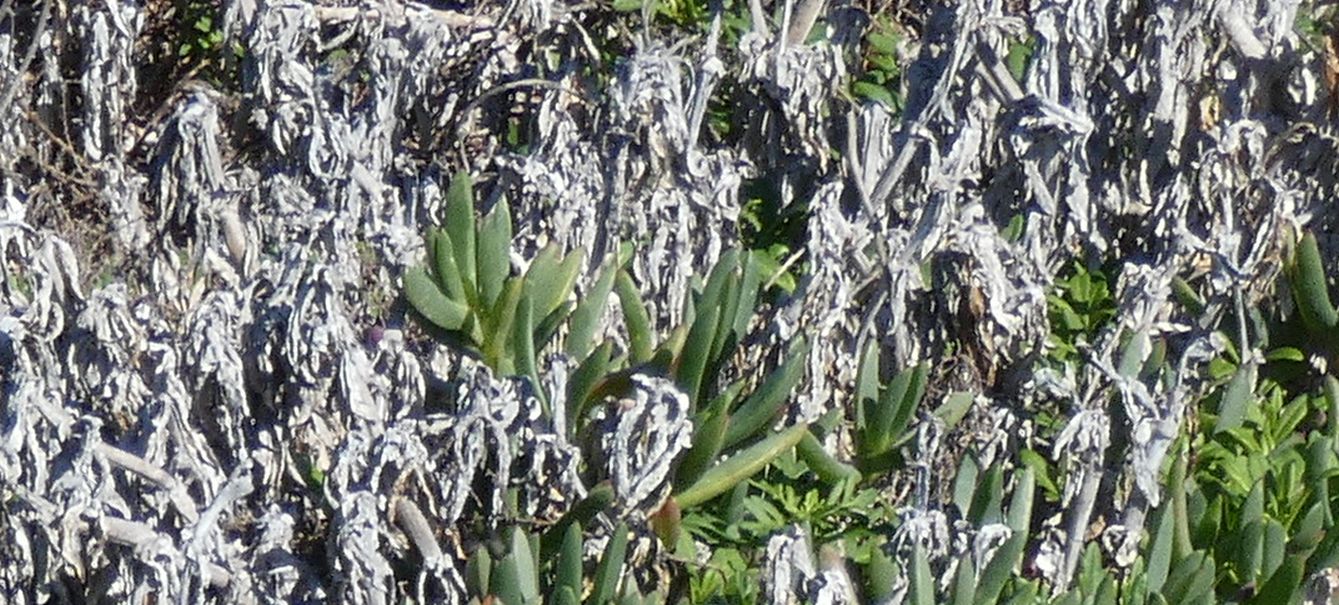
[1,0,1337,602]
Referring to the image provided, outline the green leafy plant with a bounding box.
[464,521,658,605]
[405,171,584,398]
[852,16,904,110]
[1047,260,1119,363]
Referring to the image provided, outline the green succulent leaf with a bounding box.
[676,424,808,509]
[445,170,477,291]
[615,269,655,364]
[1291,231,1338,331]
[1216,362,1257,434]
[909,542,935,605]
[568,258,619,360]
[556,522,583,596]
[405,267,468,331]
[477,197,513,308]
[591,522,630,605]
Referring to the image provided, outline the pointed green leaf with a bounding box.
[1237,520,1264,583]
[526,246,584,321]
[675,424,808,509]
[1292,231,1338,330]
[556,522,583,596]
[950,552,975,605]
[1146,500,1174,594]
[854,340,880,431]
[1006,468,1035,535]
[886,363,928,448]
[568,343,613,433]
[485,277,524,369]
[465,546,492,597]
[590,522,629,605]
[910,543,934,605]
[445,170,477,290]
[934,391,975,430]
[733,251,763,339]
[973,530,1025,605]
[568,258,619,360]
[796,429,862,486]
[675,381,745,489]
[428,229,464,301]
[863,365,913,457]
[477,197,512,308]
[1216,362,1256,434]
[535,300,574,351]
[721,337,810,449]
[1247,553,1303,605]
[512,291,542,405]
[510,527,539,603]
[615,269,654,363]
[555,586,579,605]
[1262,518,1286,582]
[675,304,720,406]
[866,547,897,602]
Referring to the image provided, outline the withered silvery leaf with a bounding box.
[68,284,152,422]
[787,181,867,423]
[152,89,227,233]
[182,288,253,462]
[242,0,317,156]
[761,526,818,605]
[332,491,395,605]
[598,374,693,515]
